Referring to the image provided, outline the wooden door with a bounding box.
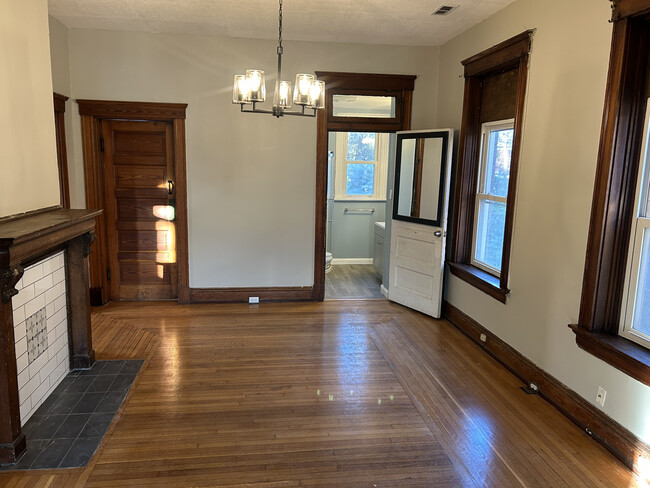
[102,120,178,300]
[388,129,453,318]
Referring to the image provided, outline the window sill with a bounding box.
[569,325,650,388]
[448,262,509,303]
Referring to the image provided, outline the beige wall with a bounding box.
[0,0,59,217]
[64,29,438,287]
[436,0,650,443]
[48,17,80,209]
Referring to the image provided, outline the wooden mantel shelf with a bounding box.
[0,207,101,465]
[0,208,101,265]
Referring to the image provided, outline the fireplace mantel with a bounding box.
[0,207,101,464]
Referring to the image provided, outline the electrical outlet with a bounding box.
[479,333,487,343]
[249,296,259,304]
[596,386,607,407]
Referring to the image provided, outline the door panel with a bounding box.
[389,220,443,317]
[388,129,453,318]
[102,120,177,300]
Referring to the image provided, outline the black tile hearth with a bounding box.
[1,359,143,471]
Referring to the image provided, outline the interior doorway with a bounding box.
[313,72,417,300]
[324,130,392,299]
[78,100,189,304]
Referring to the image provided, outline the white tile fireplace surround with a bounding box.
[11,252,69,424]
[0,208,99,465]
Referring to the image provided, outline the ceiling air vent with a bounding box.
[432,5,459,15]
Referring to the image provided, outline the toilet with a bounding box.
[325,252,333,272]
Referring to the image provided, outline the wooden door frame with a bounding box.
[54,93,71,209]
[313,72,416,301]
[77,100,190,304]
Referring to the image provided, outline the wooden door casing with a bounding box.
[102,120,178,300]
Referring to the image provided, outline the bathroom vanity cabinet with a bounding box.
[373,222,385,277]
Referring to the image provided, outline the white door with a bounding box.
[388,129,453,318]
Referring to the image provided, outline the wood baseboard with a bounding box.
[442,300,650,474]
[189,286,315,303]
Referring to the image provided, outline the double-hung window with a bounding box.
[448,30,532,303]
[571,3,650,388]
[335,132,388,200]
[472,119,514,275]
[621,100,650,349]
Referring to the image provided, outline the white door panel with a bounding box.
[389,220,444,317]
[388,129,453,318]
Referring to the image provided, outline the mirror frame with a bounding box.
[392,130,450,227]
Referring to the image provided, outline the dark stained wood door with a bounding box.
[102,120,178,300]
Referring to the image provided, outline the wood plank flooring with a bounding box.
[0,300,645,487]
[325,265,383,299]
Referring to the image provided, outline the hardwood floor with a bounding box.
[325,265,383,299]
[0,300,645,487]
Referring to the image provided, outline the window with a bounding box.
[332,95,396,119]
[448,31,533,303]
[334,132,388,200]
[472,120,514,275]
[570,2,650,388]
[620,100,650,349]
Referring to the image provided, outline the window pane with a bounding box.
[347,133,376,161]
[474,199,506,271]
[346,164,375,195]
[632,227,650,337]
[332,95,396,118]
[485,128,513,197]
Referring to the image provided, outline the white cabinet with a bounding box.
[373,222,385,276]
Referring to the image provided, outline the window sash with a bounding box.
[334,132,388,200]
[621,218,650,348]
[620,98,650,348]
[470,119,514,276]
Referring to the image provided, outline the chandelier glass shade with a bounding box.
[232,0,324,118]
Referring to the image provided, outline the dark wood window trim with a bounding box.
[570,3,650,388]
[76,99,190,305]
[53,93,70,209]
[312,72,416,301]
[449,30,534,303]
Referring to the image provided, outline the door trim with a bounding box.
[54,93,71,209]
[77,99,190,304]
[313,72,416,301]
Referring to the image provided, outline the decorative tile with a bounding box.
[26,308,47,365]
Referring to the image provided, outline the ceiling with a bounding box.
[48,0,516,47]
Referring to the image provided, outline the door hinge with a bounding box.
[107,267,111,281]
[100,135,105,153]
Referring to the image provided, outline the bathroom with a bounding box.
[325,130,396,299]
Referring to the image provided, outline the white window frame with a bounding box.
[334,132,388,200]
[620,98,650,349]
[471,119,515,276]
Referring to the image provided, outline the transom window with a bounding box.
[621,99,650,349]
[472,120,514,275]
[335,132,388,200]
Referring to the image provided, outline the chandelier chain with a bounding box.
[278,0,283,51]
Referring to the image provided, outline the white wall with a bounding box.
[0,0,59,217]
[64,30,438,287]
[436,0,650,443]
[49,16,81,208]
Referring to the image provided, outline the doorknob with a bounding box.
[167,180,175,195]
[434,230,442,237]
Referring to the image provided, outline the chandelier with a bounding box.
[232,0,325,118]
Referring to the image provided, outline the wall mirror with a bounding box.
[393,130,451,227]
